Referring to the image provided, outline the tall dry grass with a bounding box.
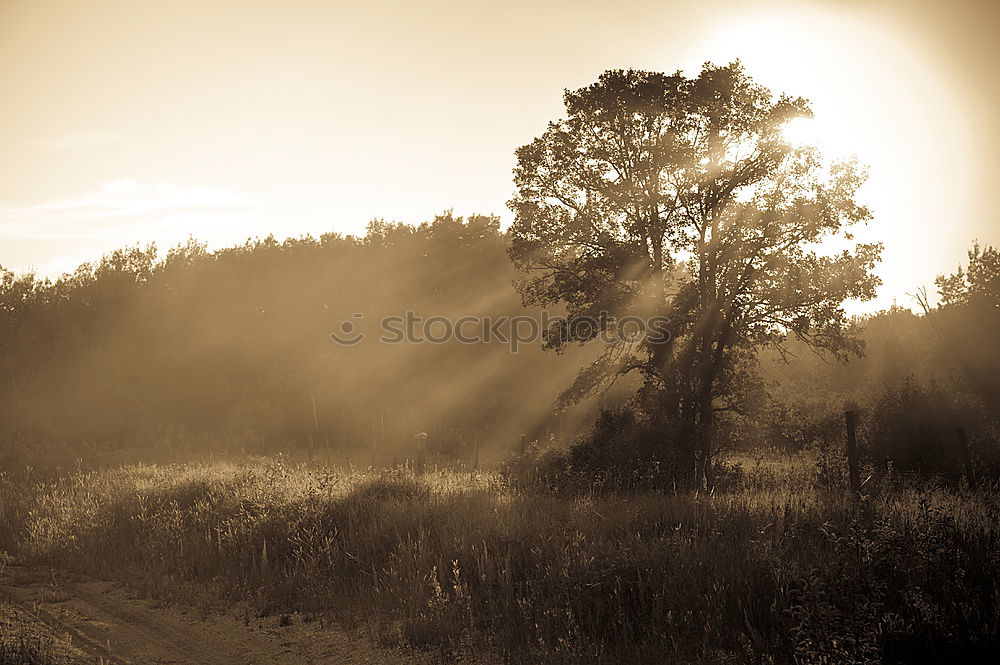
[3,453,999,664]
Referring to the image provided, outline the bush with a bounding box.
[863,380,962,475]
[507,408,697,493]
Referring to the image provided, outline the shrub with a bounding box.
[863,380,961,475]
[506,408,697,493]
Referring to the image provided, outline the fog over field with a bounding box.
[1,1,999,664]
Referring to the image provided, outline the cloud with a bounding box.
[0,180,254,239]
[0,181,261,276]
[34,132,120,152]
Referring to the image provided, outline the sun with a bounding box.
[779,116,851,156]
[682,5,975,312]
[781,116,821,148]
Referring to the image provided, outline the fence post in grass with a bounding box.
[956,427,976,490]
[845,409,861,499]
[519,433,527,456]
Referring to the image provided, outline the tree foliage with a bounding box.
[936,241,1000,309]
[0,213,601,463]
[509,63,881,484]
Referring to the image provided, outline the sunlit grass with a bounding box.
[3,454,998,664]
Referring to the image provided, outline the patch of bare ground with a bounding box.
[0,564,459,665]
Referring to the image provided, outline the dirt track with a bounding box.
[0,565,427,664]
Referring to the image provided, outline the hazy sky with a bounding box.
[1,0,997,309]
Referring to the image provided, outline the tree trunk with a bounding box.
[698,385,715,490]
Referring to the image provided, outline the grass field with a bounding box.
[1,452,998,664]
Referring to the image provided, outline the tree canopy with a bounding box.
[0,213,605,468]
[509,62,881,485]
[937,241,1000,309]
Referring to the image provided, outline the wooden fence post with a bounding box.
[957,427,976,490]
[845,410,861,499]
[519,433,527,456]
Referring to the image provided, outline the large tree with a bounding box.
[509,62,881,486]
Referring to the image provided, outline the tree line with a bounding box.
[1,62,997,483]
[0,213,602,468]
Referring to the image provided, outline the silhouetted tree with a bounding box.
[509,63,880,486]
[931,241,1000,409]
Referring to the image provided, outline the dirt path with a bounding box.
[0,565,432,664]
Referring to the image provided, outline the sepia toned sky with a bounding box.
[1,0,998,309]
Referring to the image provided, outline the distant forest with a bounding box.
[0,213,602,467]
[1,213,998,473]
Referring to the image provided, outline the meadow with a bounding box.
[1,451,997,665]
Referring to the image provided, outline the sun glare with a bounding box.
[684,6,975,311]
[781,116,820,148]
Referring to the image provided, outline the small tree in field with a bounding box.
[509,62,881,486]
